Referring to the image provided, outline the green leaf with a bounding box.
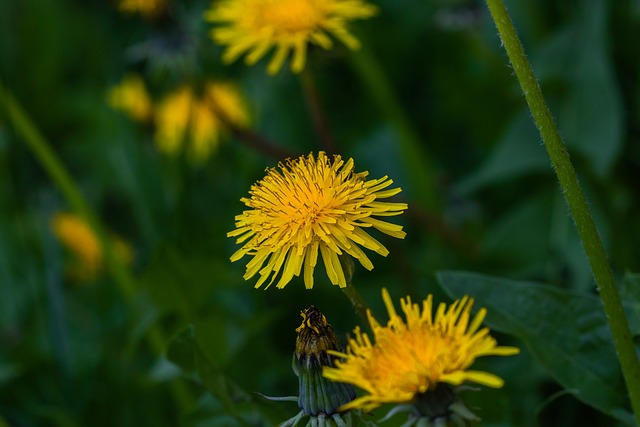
[167,325,198,375]
[622,274,640,326]
[453,111,548,195]
[480,189,553,267]
[532,0,622,177]
[436,271,635,425]
[167,325,243,405]
[456,0,623,194]
[166,326,255,427]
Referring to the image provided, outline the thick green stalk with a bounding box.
[299,68,336,154]
[0,82,192,413]
[341,284,369,324]
[484,1,640,423]
[338,254,370,324]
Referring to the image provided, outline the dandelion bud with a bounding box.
[293,306,355,417]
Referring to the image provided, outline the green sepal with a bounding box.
[295,352,356,416]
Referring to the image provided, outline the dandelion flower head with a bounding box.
[51,213,134,282]
[108,74,152,122]
[205,0,378,74]
[228,152,407,290]
[154,82,249,163]
[322,288,520,412]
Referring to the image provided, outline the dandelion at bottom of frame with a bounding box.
[323,289,519,425]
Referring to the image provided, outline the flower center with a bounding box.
[287,184,338,231]
[256,0,326,33]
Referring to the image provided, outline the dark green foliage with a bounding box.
[2,0,640,426]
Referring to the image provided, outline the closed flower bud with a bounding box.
[293,306,356,417]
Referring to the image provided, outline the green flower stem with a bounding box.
[300,68,336,154]
[204,97,296,160]
[0,82,192,414]
[338,255,370,324]
[349,49,439,210]
[484,1,640,423]
[341,284,369,324]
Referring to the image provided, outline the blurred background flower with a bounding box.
[117,0,168,19]
[108,74,153,123]
[51,212,134,282]
[153,82,250,163]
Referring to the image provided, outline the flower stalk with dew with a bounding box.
[485,0,640,422]
[227,152,407,290]
[323,288,519,426]
[204,0,377,75]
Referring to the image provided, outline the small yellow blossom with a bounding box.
[323,288,520,413]
[154,82,249,163]
[205,0,378,74]
[117,0,167,18]
[51,213,133,282]
[108,74,152,122]
[228,152,407,290]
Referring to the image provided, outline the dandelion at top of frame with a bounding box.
[205,0,378,74]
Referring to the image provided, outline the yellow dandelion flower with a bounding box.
[118,0,167,18]
[228,152,407,290]
[204,0,378,74]
[108,74,152,122]
[51,213,134,282]
[154,82,249,163]
[322,288,520,413]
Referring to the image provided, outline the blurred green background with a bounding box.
[2,0,640,425]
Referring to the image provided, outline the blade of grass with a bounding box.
[0,81,192,415]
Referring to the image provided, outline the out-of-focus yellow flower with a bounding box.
[117,0,167,18]
[323,288,520,413]
[228,152,407,290]
[154,82,249,163]
[51,213,134,282]
[154,86,191,155]
[108,74,152,122]
[205,0,377,74]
